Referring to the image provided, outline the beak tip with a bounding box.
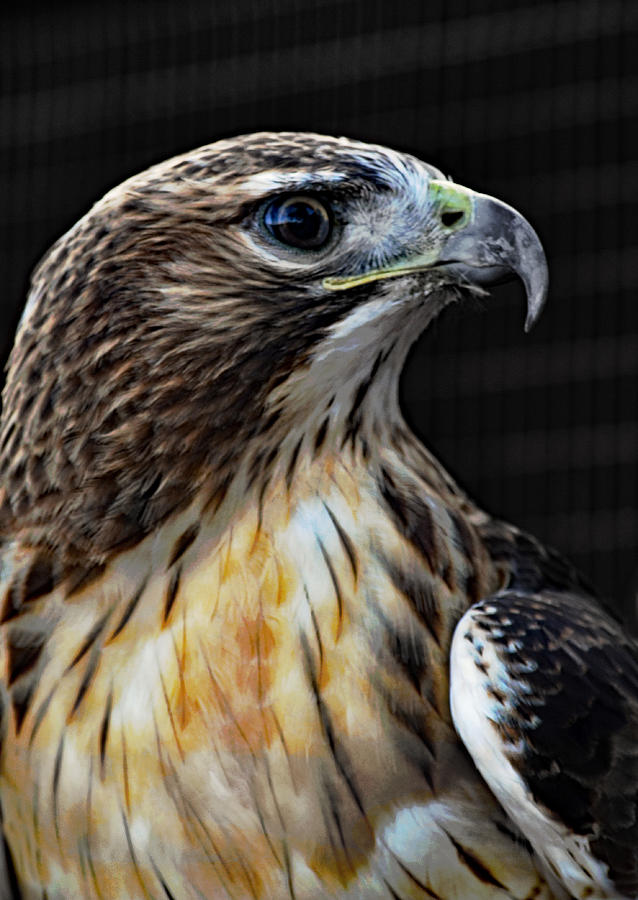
[524,291,546,332]
[524,310,538,333]
[523,266,549,332]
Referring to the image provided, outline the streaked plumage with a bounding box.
[0,132,635,899]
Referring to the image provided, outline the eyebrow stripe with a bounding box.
[237,169,347,194]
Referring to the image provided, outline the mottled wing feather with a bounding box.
[477,517,599,600]
[450,588,638,899]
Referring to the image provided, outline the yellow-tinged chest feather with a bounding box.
[0,451,551,899]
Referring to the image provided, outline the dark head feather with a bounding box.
[0,133,443,571]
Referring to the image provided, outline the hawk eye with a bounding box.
[263,195,332,250]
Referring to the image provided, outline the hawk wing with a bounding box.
[450,586,638,899]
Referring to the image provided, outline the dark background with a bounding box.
[1,2,636,620]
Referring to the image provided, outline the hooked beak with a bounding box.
[323,180,548,332]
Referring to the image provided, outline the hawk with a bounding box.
[0,133,636,900]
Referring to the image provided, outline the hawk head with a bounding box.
[0,132,547,574]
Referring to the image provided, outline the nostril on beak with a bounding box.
[440,208,466,228]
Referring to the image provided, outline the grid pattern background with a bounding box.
[1,1,636,620]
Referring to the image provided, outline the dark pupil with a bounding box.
[283,203,320,240]
[266,197,330,248]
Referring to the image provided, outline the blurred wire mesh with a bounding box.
[1,0,636,616]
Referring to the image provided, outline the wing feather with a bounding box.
[450,589,638,899]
